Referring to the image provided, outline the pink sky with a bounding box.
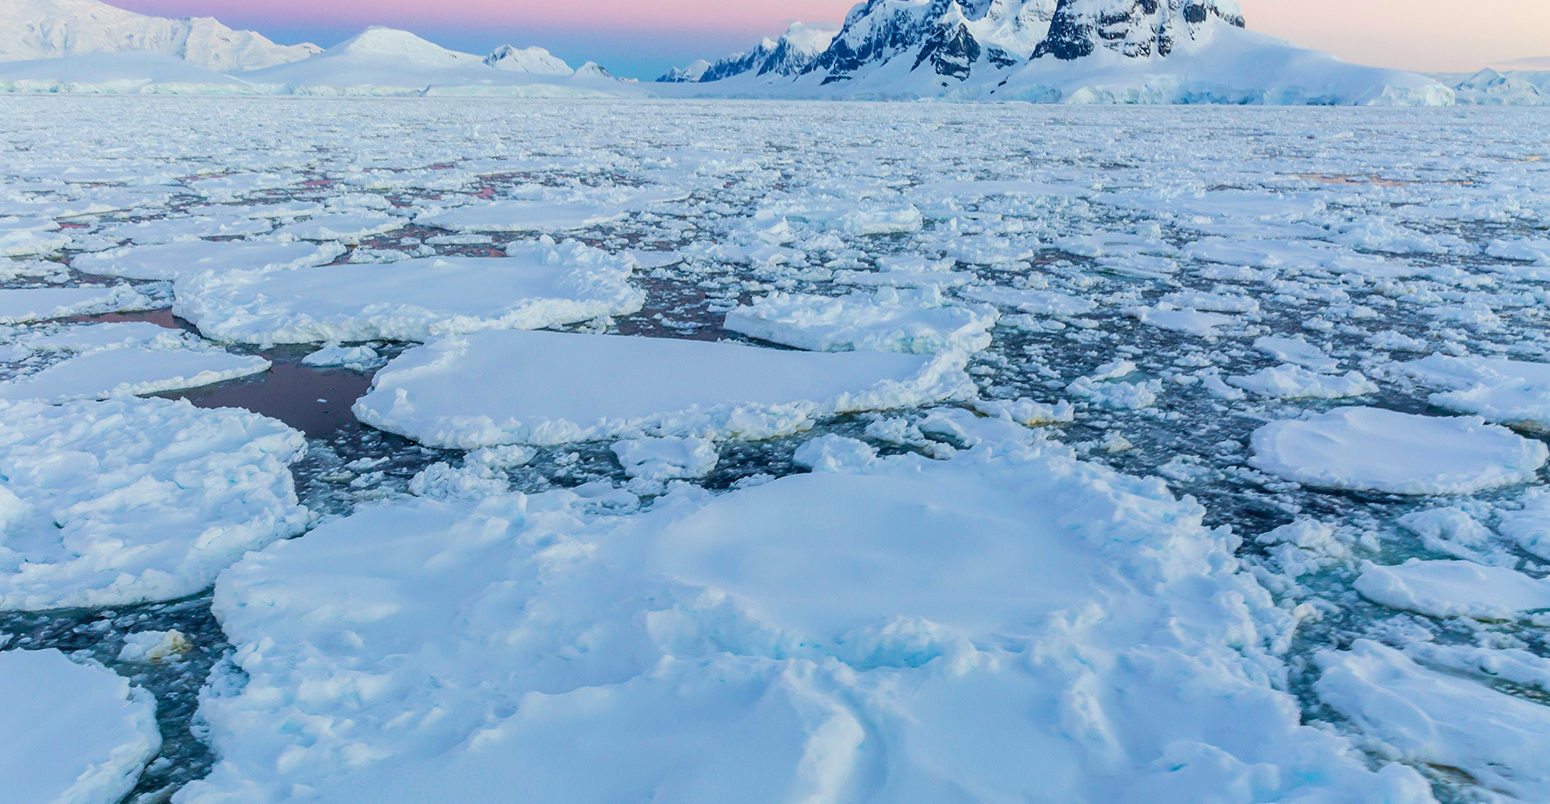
[110,0,1550,75]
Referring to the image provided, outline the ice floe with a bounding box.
[174,240,644,345]
[0,649,160,804]
[72,239,344,281]
[0,321,270,402]
[723,287,997,354]
[0,397,308,609]
[0,285,151,324]
[1250,407,1547,495]
[1403,354,1550,432]
[354,330,974,447]
[184,443,1425,801]
[1318,641,1550,801]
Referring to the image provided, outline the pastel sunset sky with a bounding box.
[108,0,1550,78]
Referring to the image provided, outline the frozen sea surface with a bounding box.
[0,97,1548,802]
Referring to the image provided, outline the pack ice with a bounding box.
[352,329,975,448]
[182,443,1427,802]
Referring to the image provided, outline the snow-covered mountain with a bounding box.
[659,23,839,83]
[1439,69,1549,106]
[240,28,629,97]
[1032,0,1243,60]
[0,0,318,72]
[484,44,573,76]
[660,0,1453,105]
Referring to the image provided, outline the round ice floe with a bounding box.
[353,330,975,448]
[0,397,308,609]
[184,445,1422,801]
[174,240,644,345]
[1250,407,1547,495]
[0,649,160,804]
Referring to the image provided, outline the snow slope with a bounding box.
[0,0,318,71]
[996,26,1454,105]
[0,50,252,93]
[484,44,573,75]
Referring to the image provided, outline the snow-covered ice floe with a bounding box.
[0,397,308,610]
[0,321,270,402]
[72,239,344,281]
[1403,354,1550,432]
[723,287,998,354]
[1356,560,1550,623]
[353,329,975,448]
[183,443,1427,801]
[1318,641,1550,800]
[0,285,152,324]
[173,239,644,345]
[1250,407,1547,495]
[0,649,160,804]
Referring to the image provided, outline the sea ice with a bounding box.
[723,287,997,354]
[0,649,160,804]
[1250,407,1547,495]
[183,443,1424,801]
[1403,354,1550,431]
[354,329,974,447]
[0,322,270,402]
[0,397,308,609]
[72,239,344,281]
[174,240,643,345]
[1227,365,1377,399]
[1356,560,1550,621]
[1318,641,1550,801]
[0,285,151,324]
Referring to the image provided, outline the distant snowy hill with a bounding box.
[659,23,838,84]
[660,0,1454,105]
[240,28,629,97]
[1437,69,1549,106]
[0,0,318,72]
[484,45,573,76]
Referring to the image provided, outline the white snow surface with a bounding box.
[1250,407,1548,495]
[0,649,160,803]
[724,287,998,354]
[173,240,644,345]
[0,396,308,609]
[183,443,1428,802]
[1318,641,1550,801]
[0,0,319,71]
[73,239,343,281]
[0,284,150,323]
[1404,354,1550,432]
[0,321,270,402]
[353,330,975,447]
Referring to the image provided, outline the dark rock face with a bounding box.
[1033,0,1246,60]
